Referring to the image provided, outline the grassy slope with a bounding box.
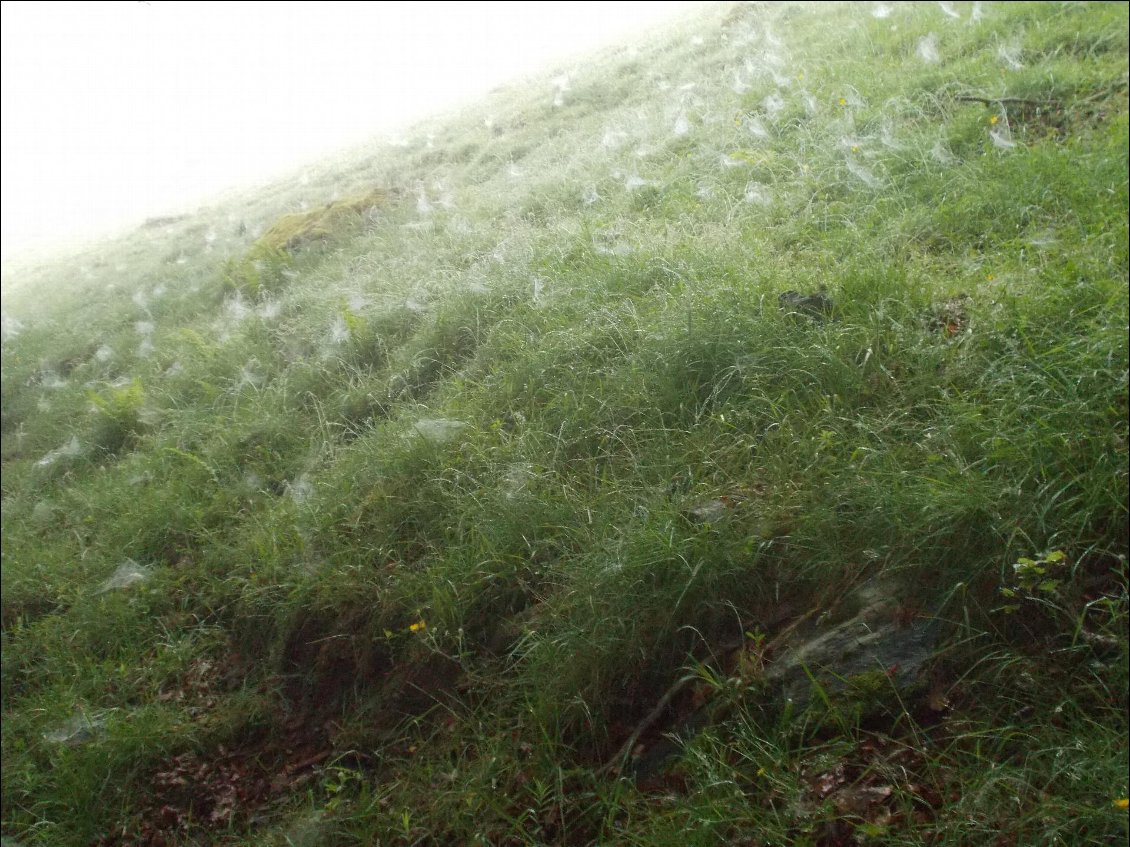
[2,2,1127,844]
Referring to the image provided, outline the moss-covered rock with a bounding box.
[257,187,391,254]
[220,188,393,298]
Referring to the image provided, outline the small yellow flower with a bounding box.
[851,145,861,153]
[990,115,999,125]
[409,620,427,632]
[1115,798,1129,810]
[839,97,848,106]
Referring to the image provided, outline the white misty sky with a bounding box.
[1,0,702,259]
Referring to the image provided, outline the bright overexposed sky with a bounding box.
[1,0,703,260]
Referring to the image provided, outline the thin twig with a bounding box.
[954,95,1060,108]
[1080,78,1129,103]
[597,672,698,779]
[598,607,822,779]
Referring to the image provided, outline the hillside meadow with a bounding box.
[1,2,1127,844]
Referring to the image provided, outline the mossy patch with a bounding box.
[257,187,392,253]
[221,188,393,298]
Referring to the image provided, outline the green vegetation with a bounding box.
[256,187,391,254]
[220,187,392,299]
[2,2,1127,844]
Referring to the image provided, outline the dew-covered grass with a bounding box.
[2,2,1127,844]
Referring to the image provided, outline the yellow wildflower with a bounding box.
[409,620,427,632]
[839,97,848,106]
[1115,798,1129,810]
[990,115,999,125]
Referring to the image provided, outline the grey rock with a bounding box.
[626,576,941,783]
[766,579,941,706]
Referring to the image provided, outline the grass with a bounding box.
[2,2,1127,844]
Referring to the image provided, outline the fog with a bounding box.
[0,0,701,260]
